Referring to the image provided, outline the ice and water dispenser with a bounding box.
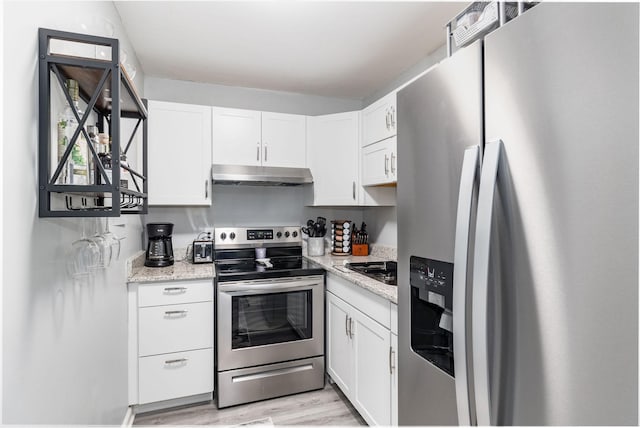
[410,256,455,376]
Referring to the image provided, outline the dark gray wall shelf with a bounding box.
[38,28,148,217]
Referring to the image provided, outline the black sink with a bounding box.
[345,261,397,286]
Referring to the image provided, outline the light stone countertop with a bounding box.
[126,246,397,305]
[304,251,398,304]
[127,249,215,283]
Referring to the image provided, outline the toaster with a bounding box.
[192,240,213,263]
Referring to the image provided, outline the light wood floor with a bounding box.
[133,382,367,426]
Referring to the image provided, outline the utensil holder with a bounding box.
[308,237,325,256]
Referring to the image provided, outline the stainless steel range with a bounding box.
[214,226,326,408]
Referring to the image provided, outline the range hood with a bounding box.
[211,164,313,186]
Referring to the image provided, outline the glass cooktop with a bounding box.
[215,256,325,282]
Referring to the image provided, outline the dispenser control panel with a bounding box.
[410,256,454,310]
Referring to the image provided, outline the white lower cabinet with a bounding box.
[138,348,213,404]
[128,279,214,406]
[326,293,354,396]
[391,332,398,426]
[326,273,398,426]
[352,307,392,425]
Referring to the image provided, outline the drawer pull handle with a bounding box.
[164,358,188,365]
[163,287,187,294]
[164,310,188,316]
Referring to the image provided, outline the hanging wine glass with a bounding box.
[67,218,100,278]
[102,217,123,261]
[89,217,112,269]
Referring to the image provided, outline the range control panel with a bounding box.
[410,256,454,310]
[215,226,301,248]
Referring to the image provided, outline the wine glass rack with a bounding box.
[38,28,148,217]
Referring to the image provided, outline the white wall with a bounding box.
[3,1,144,424]
[145,76,362,116]
[362,45,446,108]
[144,186,364,249]
[364,206,397,247]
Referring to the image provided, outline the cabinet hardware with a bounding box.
[345,314,349,336]
[389,346,396,374]
[391,152,396,174]
[205,180,208,199]
[164,310,188,316]
[390,106,396,129]
[164,358,188,365]
[163,287,187,293]
[352,181,356,200]
[257,142,260,161]
[349,318,354,339]
[346,316,352,338]
[264,144,268,162]
[384,154,389,175]
[385,109,390,130]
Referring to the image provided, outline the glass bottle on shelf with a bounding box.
[86,125,100,185]
[95,133,112,186]
[56,79,88,184]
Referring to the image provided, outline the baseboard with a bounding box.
[133,392,213,416]
[121,406,135,428]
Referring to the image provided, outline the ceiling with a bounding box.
[115,1,464,100]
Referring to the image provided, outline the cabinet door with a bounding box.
[261,112,306,168]
[352,309,392,426]
[307,111,360,205]
[391,332,398,426]
[326,291,354,397]
[362,136,398,186]
[362,92,397,147]
[212,107,261,166]
[147,101,212,206]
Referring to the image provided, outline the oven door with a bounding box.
[217,275,324,371]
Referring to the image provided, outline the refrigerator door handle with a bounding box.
[471,139,503,426]
[453,145,481,426]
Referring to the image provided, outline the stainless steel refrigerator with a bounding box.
[397,3,638,425]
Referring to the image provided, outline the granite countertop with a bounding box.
[304,244,398,304]
[127,249,215,283]
[126,245,397,304]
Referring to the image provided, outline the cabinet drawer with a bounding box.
[326,273,391,329]
[139,302,213,356]
[138,348,213,404]
[138,280,213,307]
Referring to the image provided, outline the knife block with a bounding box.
[352,244,369,256]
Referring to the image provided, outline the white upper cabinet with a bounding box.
[361,136,397,186]
[212,107,262,166]
[362,91,397,147]
[212,108,306,168]
[307,111,360,206]
[261,112,306,168]
[147,100,212,206]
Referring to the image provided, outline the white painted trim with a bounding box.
[133,392,213,415]
[121,406,135,428]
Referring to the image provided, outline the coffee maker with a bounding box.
[145,223,174,267]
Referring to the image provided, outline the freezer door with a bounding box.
[397,41,483,425]
[480,3,638,425]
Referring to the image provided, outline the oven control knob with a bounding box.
[276,232,282,238]
[229,232,236,240]
[220,232,227,240]
[292,231,298,238]
[285,231,290,238]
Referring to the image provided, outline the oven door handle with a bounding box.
[218,279,321,294]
